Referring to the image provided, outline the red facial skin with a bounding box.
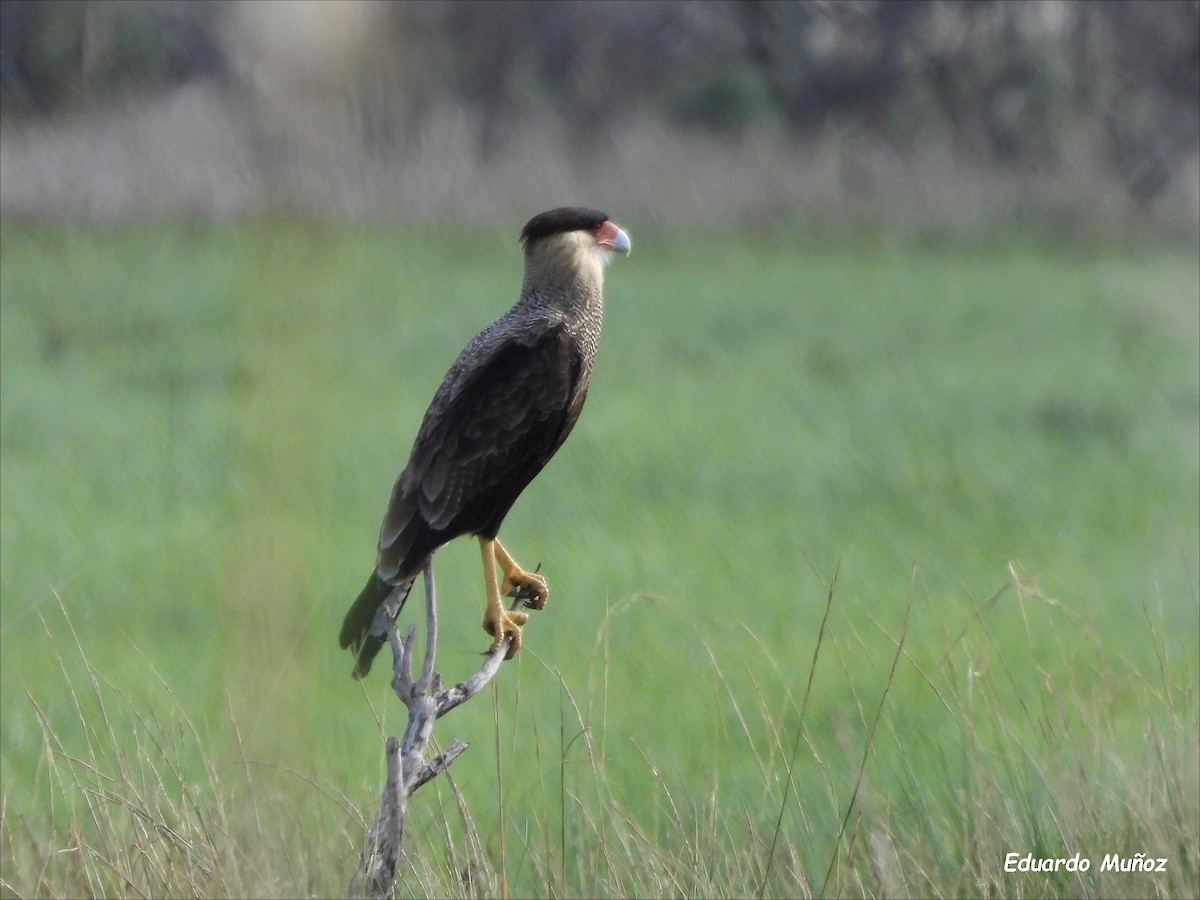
[595,219,622,250]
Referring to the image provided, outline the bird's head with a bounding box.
[520,207,631,293]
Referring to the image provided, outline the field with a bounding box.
[1,221,1197,899]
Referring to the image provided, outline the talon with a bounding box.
[484,608,529,659]
[501,570,549,610]
[481,538,543,659]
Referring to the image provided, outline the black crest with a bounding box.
[520,207,609,246]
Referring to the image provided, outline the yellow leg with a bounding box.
[479,537,529,659]
[493,538,549,609]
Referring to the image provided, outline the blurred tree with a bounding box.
[0,0,223,114]
[737,0,923,136]
[0,0,43,109]
[440,0,531,160]
[1092,0,1200,203]
[1,0,1196,207]
[523,0,688,158]
[916,2,1068,166]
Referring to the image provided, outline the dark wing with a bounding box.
[376,320,588,582]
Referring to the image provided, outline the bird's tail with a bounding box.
[339,571,415,679]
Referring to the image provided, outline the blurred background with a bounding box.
[1,0,1198,233]
[1,2,1198,897]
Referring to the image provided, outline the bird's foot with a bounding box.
[484,607,530,660]
[501,567,549,610]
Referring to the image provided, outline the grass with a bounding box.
[1,221,1197,898]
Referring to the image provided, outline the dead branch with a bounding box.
[348,561,524,900]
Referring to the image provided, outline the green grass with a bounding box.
[1,221,1197,898]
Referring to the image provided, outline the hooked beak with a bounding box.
[610,226,631,255]
[597,220,632,256]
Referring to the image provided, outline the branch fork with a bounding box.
[349,561,526,899]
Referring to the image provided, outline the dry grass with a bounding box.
[1,593,361,899]
[2,566,1195,899]
[2,82,1197,241]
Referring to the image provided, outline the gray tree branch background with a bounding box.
[1,0,1196,233]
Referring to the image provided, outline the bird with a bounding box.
[339,207,631,678]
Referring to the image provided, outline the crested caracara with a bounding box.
[339,207,631,678]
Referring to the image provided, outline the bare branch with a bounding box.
[435,642,509,718]
[412,740,469,793]
[349,560,529,899]
[390,624,415,700]
[348,737,403,900]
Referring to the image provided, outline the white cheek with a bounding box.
[575,247,607,281]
